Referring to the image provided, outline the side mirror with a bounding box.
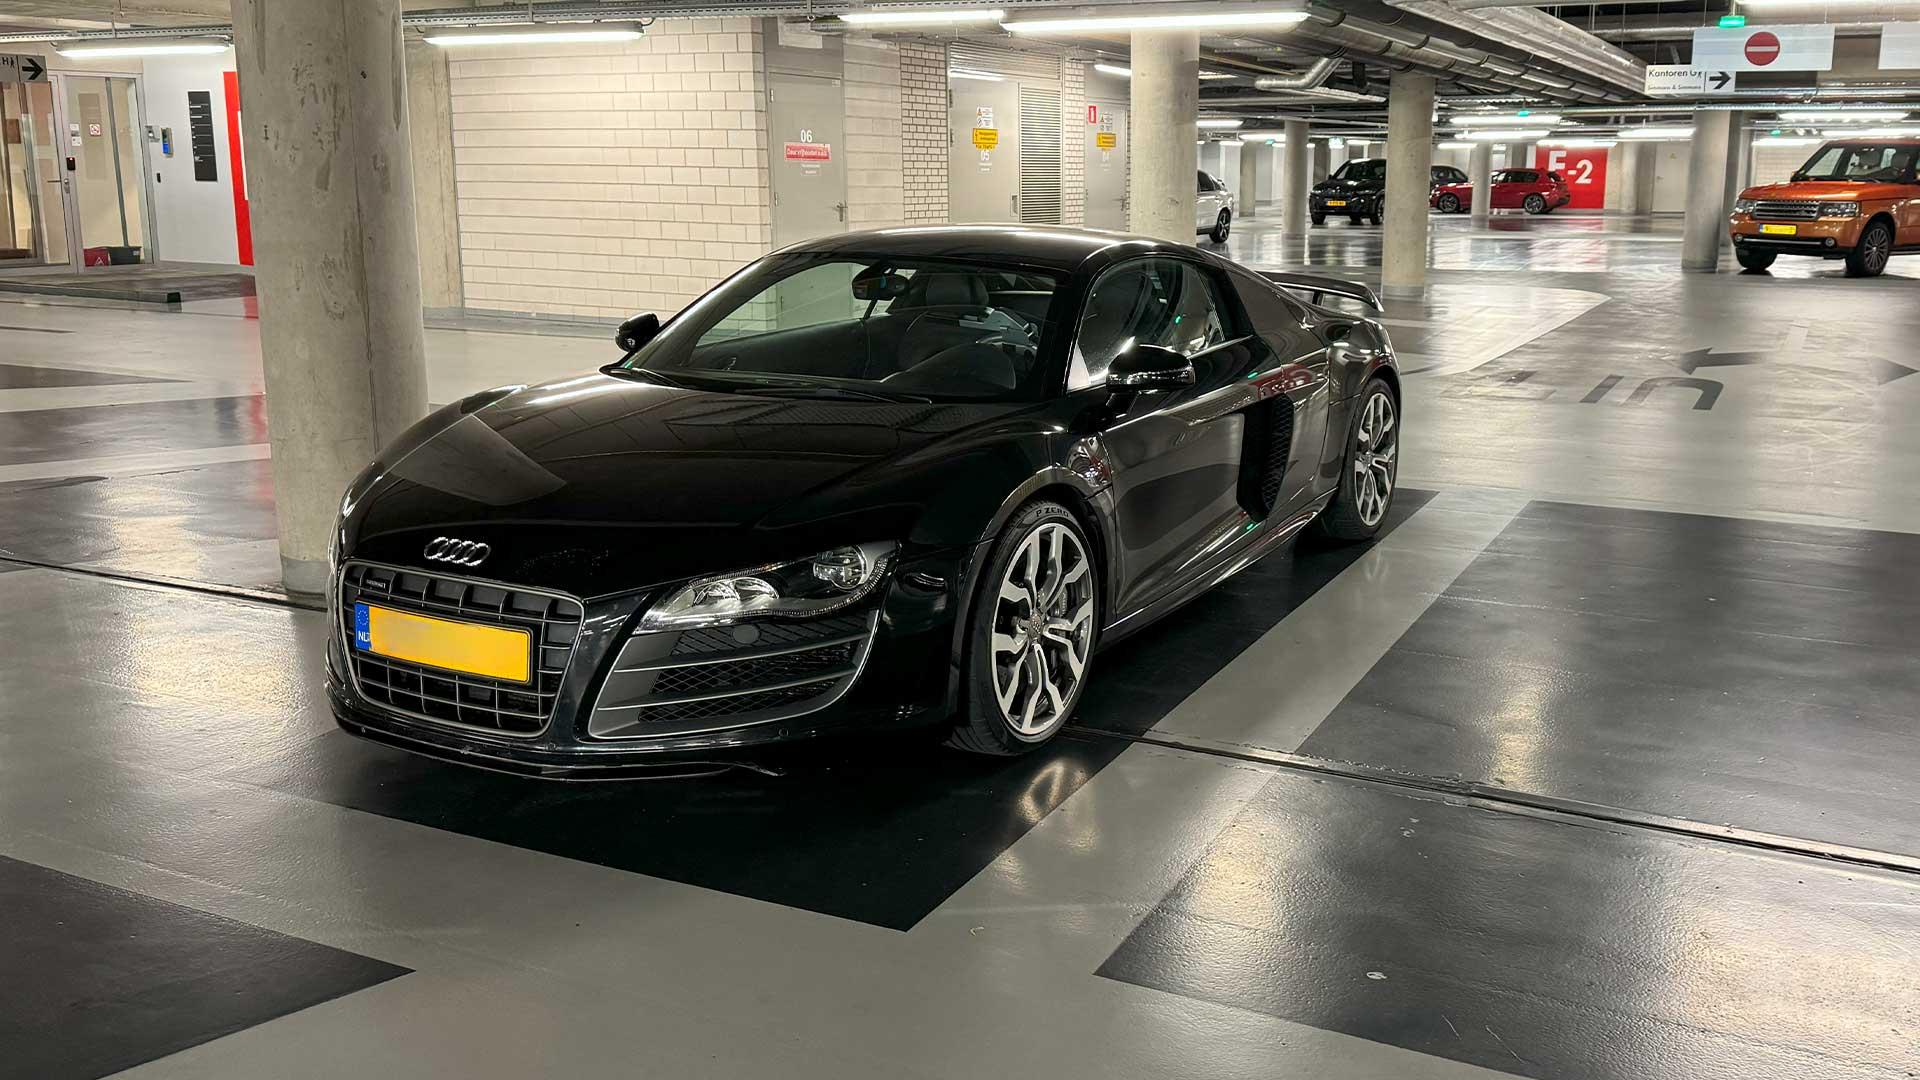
[615,312,661,353]
[1107,344,1197,392]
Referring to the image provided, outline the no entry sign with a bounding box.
[1692,24,1834,72]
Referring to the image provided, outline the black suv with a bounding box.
[1312,159,1469,225]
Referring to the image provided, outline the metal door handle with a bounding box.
[834,202,847,222]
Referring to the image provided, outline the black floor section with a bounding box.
[0,270,256,304]
[1073,488,1435,737]
[1099,769,1920,1080]
[0,856,407,1080]
[0,394,266,466]
[0,362,178,388]
[1297,501,1920,859]
[243,491,1434,931]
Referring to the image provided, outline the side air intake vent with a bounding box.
[1237,398,1295,520]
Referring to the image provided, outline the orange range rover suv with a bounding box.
[1729,138,1920,277]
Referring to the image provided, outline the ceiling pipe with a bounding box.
[1254,55,1340,91]
[1595,22,1885,43]
[1380,0,1646,95]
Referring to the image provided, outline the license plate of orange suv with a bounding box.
[1760,224,1798,236]
[353,602,532,683]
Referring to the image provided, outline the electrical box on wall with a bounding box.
[160,127,173,157]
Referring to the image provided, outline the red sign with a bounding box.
[783,142,831,162]
[1543,146,1608,210]
[1087,104,1098,124]
[1744,31,1781,66]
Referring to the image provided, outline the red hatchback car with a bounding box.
[1432,168,1573,215]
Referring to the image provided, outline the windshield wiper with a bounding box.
[741,382,933,404]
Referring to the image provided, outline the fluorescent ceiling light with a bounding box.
[56,41,229,57]
[1093,63,1131,77]
[1238,130,1287,141]
[1006,10,1311,34]
[1436,141,1473,150]
[1824,127,1920,138]
[423,28,642,46]
[1754,136,1820,146]
[1459,129,1550,140]
[1778,109,1907,123]
[1327,138,1347,148]
[1738,0,1912,6]
[841,7,1006,26]
[1617,126,1693,140]
[948,68,1003,81]
[1450,113,1563,126]
[1540,138,1617,148]
[1198,118,1244,129]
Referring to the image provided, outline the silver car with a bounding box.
[1197,170,1236,243]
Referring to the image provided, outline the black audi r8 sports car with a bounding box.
[327,226,1402,778]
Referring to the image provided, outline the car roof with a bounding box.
[775,225,1190,274]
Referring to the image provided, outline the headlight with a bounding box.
[1820,202,1860,219]
[1733,198,1756,214]
[638,542,896,631]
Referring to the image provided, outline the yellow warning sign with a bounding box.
[971,127,999,150]
[1095,131,1117,150]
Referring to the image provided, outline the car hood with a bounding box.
[342,373,1030,597]
[1740,180,1908,202]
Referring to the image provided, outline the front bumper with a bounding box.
[327,545,986,778]
[1313,192,1377,215]
[1730,215,1864,257]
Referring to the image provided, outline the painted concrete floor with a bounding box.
[2,212,1918,1080]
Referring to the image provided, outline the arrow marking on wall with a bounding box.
[1709,71,1732,90]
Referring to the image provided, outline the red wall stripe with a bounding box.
[222,69,253,266]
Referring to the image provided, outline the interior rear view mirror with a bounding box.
[852,272,911,302]
[1107,344,1197,392]
[615,312,661,353]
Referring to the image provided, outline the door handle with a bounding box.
[834,202,847,222]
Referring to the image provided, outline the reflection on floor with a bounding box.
[4,212,1920,1079]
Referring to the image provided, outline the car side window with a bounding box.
[1071,258,1231,389]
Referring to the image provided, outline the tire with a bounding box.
[1846,218,1893,278]
[1313,378,1399,543]
[1437,193,1460,214]
[1523,194,1547,215]
[1368,206,1383,226]
[1735,247,1777,272]
[1210,210,1231,243]
[947,501,1099,756]
[1311,212,1327,226]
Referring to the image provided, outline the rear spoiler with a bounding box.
[1258,271,1382,312]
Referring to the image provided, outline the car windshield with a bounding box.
[618,254,1063,403]
[1796,143,1920,182]
[1332,160,1386,183]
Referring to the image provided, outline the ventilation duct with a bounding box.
[1381,0,1646,96]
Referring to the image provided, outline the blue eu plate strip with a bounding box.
[354,602,372,651]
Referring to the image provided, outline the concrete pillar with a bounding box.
[1381,72,1435,298]
[1281,120,1310,234]
[232,0,430,594]
[1681,110,1734,272]
[407,39,464,312]
[1614,142,1646,215]
[1128,29,1199,243]
[1511,141,1535,170]
[1469,139,1494,222]
[1723,112,1751,216]
[1238,138,1260,217]
[1311,139,1331,183]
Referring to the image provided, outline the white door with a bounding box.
[768,73,848,249]
[54,73,154,269]
[950,77,1020,223]
[1083,101,1126,230]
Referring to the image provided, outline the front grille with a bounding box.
[1752,200,1821,222]
[589,610,877,738]
[1236,397,1295,520]
[339,561,583,737]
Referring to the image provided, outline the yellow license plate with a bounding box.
[1760,223,1798,236]
[353,603,531,683]
[1326,199,1348,207]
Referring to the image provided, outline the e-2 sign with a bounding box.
[1544,146,1607,210]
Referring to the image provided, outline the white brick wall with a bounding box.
[899,41,949,225]
[1060,60,1086,227]
[844,42,905,230]
[447,19,770,321]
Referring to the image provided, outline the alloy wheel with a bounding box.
[990,521,1095,738]
[1351,392,1398,528]
[1863,224,1891,275]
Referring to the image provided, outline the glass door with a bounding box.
[0,80,63,267]
[60,74,152,268]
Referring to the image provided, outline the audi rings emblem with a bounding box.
[424,536,491,567]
